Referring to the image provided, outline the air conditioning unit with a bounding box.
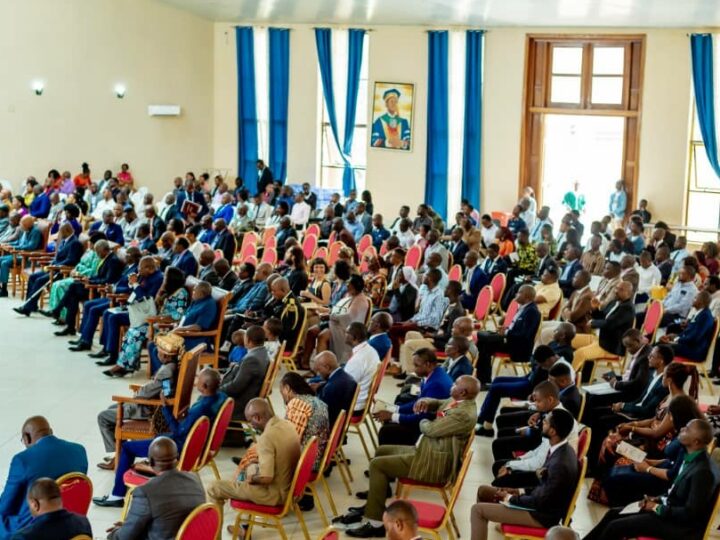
[148,105,181,116]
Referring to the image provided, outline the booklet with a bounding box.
[583,382,619,395]
[616,441,647,463]
[372,399,398,414]
[619,500,643,515]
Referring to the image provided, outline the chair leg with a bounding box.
[354,426,372,461]
[365,416,378,449]
[294,504,311,540]
[337,447,354,482]
[320,475,338,516]
[334,452,353,494]
[701,364,715,396]
[208,458,221,481]
[442,488,460,537]
[589,360,598,385]
[308,484,329,527]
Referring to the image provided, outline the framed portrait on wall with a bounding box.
[370,82,414,151]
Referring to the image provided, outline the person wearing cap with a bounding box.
[371,88,411,150]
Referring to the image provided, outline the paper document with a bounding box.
[616,441,647,463]
[619,500,643,515]
[501,501,534,512]
[372,399,398,414]
[582,382,619,395]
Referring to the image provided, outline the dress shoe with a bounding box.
[0,288,8,298]
[713,379,720,386]
[89,350,110,359]
[96,358,117,367]
[97,459,115,470]
[392,372,407,380]
[476,426,495,437]
[54,327,76,337]
[348,504,367,514]
[231,456,242,466]
[346,522,386,538]
[297,494,315,511]
[332,509,364,525]
[38,309,56,318]
[52,319,65,326]
[355,490,369,500]
[103,367,129,378]
[69,342,91,352]
[92,495,124,508]
[68,338,83,345]
[12,307,30,317]
[480,383,491,392]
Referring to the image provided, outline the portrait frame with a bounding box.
[369,81,415,152]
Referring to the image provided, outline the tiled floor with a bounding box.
[0,298,716,539]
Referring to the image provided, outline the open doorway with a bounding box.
[541,114,625,232]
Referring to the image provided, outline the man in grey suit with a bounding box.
[107,437,205,540]
[220,325,271,421]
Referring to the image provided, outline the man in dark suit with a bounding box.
[0,417,88,537]
[169,237,199,277]
[107,437,206,540]
[175,179,208,219]
[198,249,220,286]
[268,277,305,353]
[159,193,180,223]
[461,250,489,310]
[661,290,716,361]
[313,351,358,428]
[548,362,582,419]
[480,244,508,277]
[48,240,124,336]
[275,217,298,260]
[475,285,542,388]
[10,478,92,540]
[143,205,166,243]
[448,227,469,269]
[256,159,274,194]
[533,242,558,280]
[89,209,124,245]
[573,280,635,382]
[584,418,720,540]
[558,246,582,298]
[14,224,83,316]
[28,186,51,219]
[471,409,579,540]
[215,258,238,291]
[442,336,474,381]
[220,326,270,421]
[211,219,237,263]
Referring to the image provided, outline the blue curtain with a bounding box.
[235,27,259,193]
[269,28,290,183]
[462,31,484,210]
[425,31,449,219]
[691,33,720,178]
[342,29,366,194]
[315,28,345,172]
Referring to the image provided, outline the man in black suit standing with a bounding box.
[257,159,274,193]
[584,418,720,540]
[312,350,358,427]
[107,437,206,539]
[471,409,579,540]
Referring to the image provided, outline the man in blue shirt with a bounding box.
[93,368,227,507]
[368,312,393,361]
[0,215,42,297]
[609,179,627,225]
[344,211,366,242]
[89,210,125,246]
[660,265,699,327]
[170,237,199,278]
[213,192,235,223]
[28,186,50,219]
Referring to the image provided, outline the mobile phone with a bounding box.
[161,378,173,398]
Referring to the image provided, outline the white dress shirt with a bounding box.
[397,229,415,249]
[344,341,380,411]
[290,201,312,227]
[636,263,662,294]
[92,198,115,220]
[481,224,498,248]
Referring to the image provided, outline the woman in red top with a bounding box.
[117,163,134,188]
[73,162,91,188]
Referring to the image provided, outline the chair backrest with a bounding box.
[263,342,286,398]
[448,264,462,282]
[291,437,319,500]
[264,234,277,250]
[357,234,372,255]
[327,241,345,266]
[175,502,221,540]
[344,384,361,433]
[314,246,328,262]
[172,345,204,418]
[302,234,318,260]
[405,244,423,270]
[577,392,587,422]
[178,416,211,472]
[240,242,257,264]
[283,308,308,361]
[260,227,275,245]
[439,450,473,527]
[199,398,235,467]
[562,457,588,526]
[502,299,519,329]
[577,426,591,461]
[704,318,720,364]
[489,272,506,305]
[379,241,389,257]
[328,230,337,245]
[261,247,277,266]
[318,530,339,540]
[241,231,259,253]
[36,220,51,250]
[306,223,320,238]
[56,472,93,516]
[474,286,493,322]
[548,297,563,321]
[642,300,663,342]
[320,410,347,475]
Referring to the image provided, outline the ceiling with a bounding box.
[158,0,720,27]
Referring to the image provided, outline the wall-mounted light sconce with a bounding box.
[114,84,126,99]
[31,80,44,96]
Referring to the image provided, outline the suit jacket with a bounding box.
[535,256,559,280]
[461,265,490,310]
[147,216,166,242]
[511,442,579,528]
[439,302,465,337]
[88,253,124,285]
[90,221,124,245]
[29,193,50,218]
[621,268,640,292]
[391,285,418,322]
[443,355,473,381]
[220,347,270,421]
[212,228,237,263]
[506,302,542,361]
[559,259,582,297]
[396,367,453,426]
[170,250,198,278]
[159,204,179,223]
[621,372,669,418]
[0,436,88,535]
[408,398,477,484]
[450,240,469,268]
[318,367,358,428]
[53,236,83,267]
[275,227,297,258]
[481,256,508,277]
[271,292,305,351]
[613,344,651,401]
[109,470,206,540]
[591,299,635,356]
[10,509,91,540]
[218,271,239,292]
[257,167,274,194]
[137,236,158,255]
[175,190,208,218]
[559,385,582,419]
[198,266,220,286]
[675,308,715,361]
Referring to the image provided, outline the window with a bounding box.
[685,108,720,242]
[319,32,369,191]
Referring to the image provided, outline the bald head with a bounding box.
[255,262,273,281]
[27,478,62,517]
[545,526,580,540]
[271,277,290,298]
[197,367,221,395]
[452,375,481,401]
[516,284,536,304]
[369,311,393,334]
[149,436,179,473]
[21,416,52,447]
[245,398,274,431]
[313,351,340,379]
[199,249,215,267]
[452,316,474,337]
[616,280,634,301]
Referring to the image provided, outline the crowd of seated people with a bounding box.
[2,165,720,539]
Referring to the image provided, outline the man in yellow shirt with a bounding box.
[535,267,563,319]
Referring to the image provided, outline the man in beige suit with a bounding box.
[207,398,300,522]
[341,375,480,538]
[539,270,593,344]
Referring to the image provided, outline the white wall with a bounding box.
[0,0,214,195]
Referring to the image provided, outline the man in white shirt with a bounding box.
[249,194,274,230]
[92,188,116,220]
[289,193,311,229]
[479,215,499,249]
[396,219,415,249]
[343,322,380,413]
[635,250,661,302]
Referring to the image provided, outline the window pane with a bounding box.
[355,80,368,125]
[320,167,344,190]
[591,76,623,104]
[321,125,344,167]
[351,127,367,168]
[552,47,583,75]
[692,144,720,190]
[686,191,720,243]
[592,47,625,75]
[550,75,582,104]
[692,110,703,142]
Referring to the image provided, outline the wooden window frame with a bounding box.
[519,34,646,212]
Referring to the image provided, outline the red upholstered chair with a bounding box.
[240,231,259,253]
[229,437,319,540]
[261,247,277,266]
[675,318,719,396]
[357,234,372,255]
[264,234,277,251]
[56,472,93,516]
[239,242,257,264]
[500,457,587,539]
[405,245,423,270]
[302,234,318,260]
[642,300,663,343]
[548,297,563,321]
[314,246,328,262]
[473,286,494,330]
[447,264,462,282]
[197,398,235,481]
[305,223,320,238]
[379,241,389,257]
[327,241,345,266]
[489,272,507,327]
[123,415,211,490]
[176,502,221,540]
[577,426,591,460]
[318,529,339,540]
[403,450,473,540]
